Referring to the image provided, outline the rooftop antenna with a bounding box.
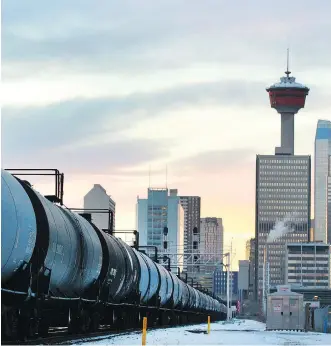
[285,48,291,77]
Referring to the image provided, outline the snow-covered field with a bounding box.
[73,319,331,345]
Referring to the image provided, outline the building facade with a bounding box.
[285,243,330,289]
[167,189,185,269]
[314,120,331,243]
[179,196,201,273]
[238,260,250,300]
[198,217,224,290]
[255,155,311,298]
[136,198,148,246]
[248,238,256,299]
[83,184,116,232]
[213,270,238,298]
[136,188,184,270]
[328,159,331,243]
[245,239,251,260]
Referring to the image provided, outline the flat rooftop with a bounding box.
[287,242,330,247]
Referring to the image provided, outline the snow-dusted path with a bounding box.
[73,319,331,345]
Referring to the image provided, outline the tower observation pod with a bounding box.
[266,53,309,155]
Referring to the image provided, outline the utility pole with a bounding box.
[262,245,270,316]
[230,239,233,318]
[226,252,230,321]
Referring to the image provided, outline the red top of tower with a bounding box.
[266,51,309,114]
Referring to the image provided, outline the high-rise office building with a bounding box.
[136,188,184,270]
[285,243,330,289]
[256,155,311,293]
[327,156,331,244]
[198,217,224,291]
[255,62,311,300]
[83,184,116,232]
[179,196,201,273]
[314,120,331,243]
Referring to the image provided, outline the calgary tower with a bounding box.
[266,50,310,155]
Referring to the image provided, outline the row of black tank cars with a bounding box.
[1,169,227,342]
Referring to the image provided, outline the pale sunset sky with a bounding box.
[2,1,331,267]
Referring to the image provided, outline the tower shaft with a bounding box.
[280,113,295,155]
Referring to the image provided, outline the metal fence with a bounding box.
[313,306,331,333]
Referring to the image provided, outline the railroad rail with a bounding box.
[4,321,204,345]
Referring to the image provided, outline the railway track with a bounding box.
[3,323,197,345]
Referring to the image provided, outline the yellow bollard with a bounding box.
[207,316,211,334]
[142,317,147,345]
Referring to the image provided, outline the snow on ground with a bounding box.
[73,319,331,345]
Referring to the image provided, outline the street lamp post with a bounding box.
[220,252,231,321]
[227,253,231,321]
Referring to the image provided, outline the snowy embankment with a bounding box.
[73,319,331,345]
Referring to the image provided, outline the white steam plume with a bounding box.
[267,211,300,243]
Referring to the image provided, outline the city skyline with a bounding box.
[2,1,331,262]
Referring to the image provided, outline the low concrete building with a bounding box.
[266,286,305,331]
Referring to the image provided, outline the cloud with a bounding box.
[1,137,169,175]
[1,79,268,151]
[3,76,329,175]
[2,0,331,82]
[170,148,255,176]
[2,79,265,177]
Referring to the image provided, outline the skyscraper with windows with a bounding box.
[136,188,184,270]
[327,156,331,244]
[198,217,224,290]
[179,196,201,273]
[255,155,311,297]
[314,120,331,243]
